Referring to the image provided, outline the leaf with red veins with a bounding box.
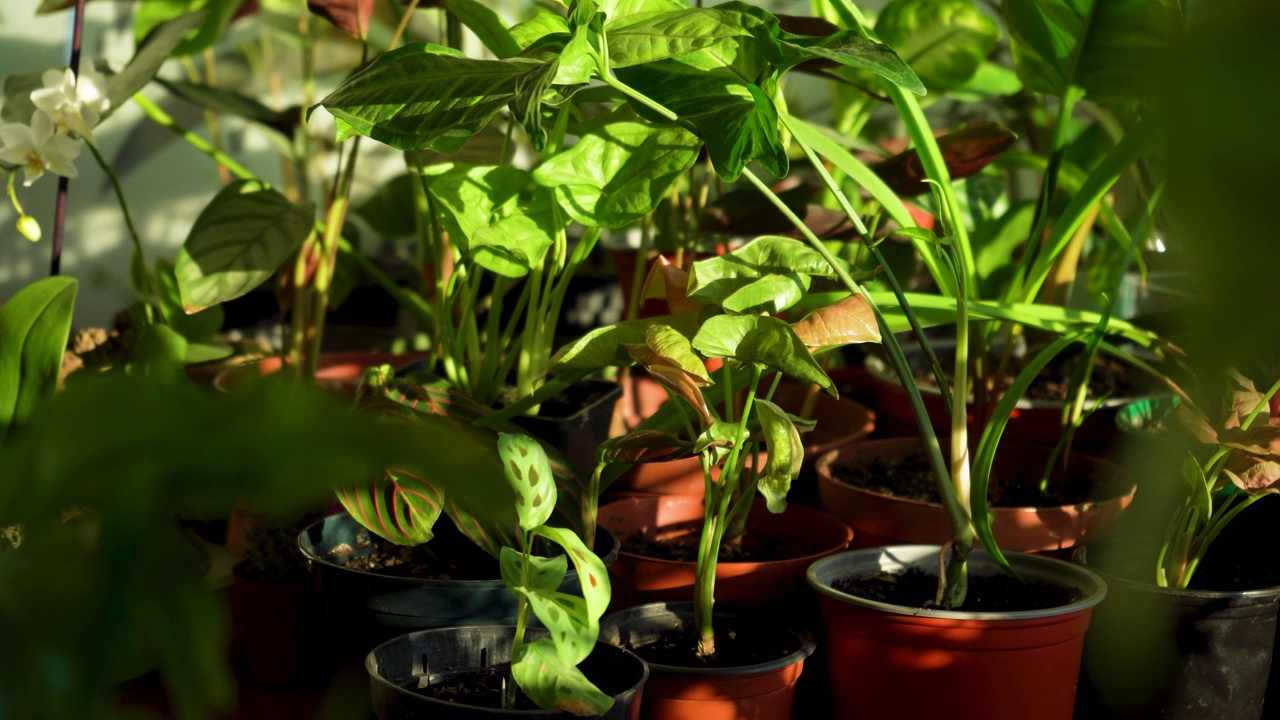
[791,294,880,349]
[872,120,1017,197]
[308,0,375,38]
[641,255,700,314]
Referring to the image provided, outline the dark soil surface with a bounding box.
[832,452,1103,507]
[408,665,542,710]
[624,533,793,563]
[624,617,799,669]
[834,567,1081,612]
[326,523,500,581]
[910,350,1145,403]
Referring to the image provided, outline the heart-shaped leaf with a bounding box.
[550,312,701,372]
[875,0,1001,93]
[499,433,558,531]
[688,235,840,312]
[512,638,613,716]
[641,256,700,314]
[175,179,315,313]
[0,277,77,442]
[606,8,753,68]
[424,163,531,253]
[791,294,880,348]
[692,315,835,395]
[754,398,802,513]
[643,324,711,382]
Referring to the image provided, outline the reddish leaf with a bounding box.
[648,364,713,427]
[791,294,881,349]
[1225,368,1266,429]
[596,430,694,464]
[1226,462,1280,493]
[309,0,375,38]
[776,14,840,38]
[641,256,700,314]
[872,121,1017,197]
[1221,425,1280,458]
[698,184,859,241]
[1175,403,1220,445]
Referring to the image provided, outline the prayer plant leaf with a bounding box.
[532,122,702,228]
[754,399,802,513]
[531,525,611,619]
[314,45,556,150]
[791,294,880,349]
[875,0,1001,93]
[512,638,614,717]
[175,180,315,313]
[500,547,568,593]
[499,433,558,531]
[0,277,77,443]
[692,315,835,395]
[511,588,595,665]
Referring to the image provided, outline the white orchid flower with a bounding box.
[30,60,110,147]
[0,111,81,186]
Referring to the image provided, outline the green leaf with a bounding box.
[159,79,292,143]
[354,173,419,240]
[500,548,569,592]
[511,13,571,49]
[424,163,531,253]
[107,11,209,112]
[687,235,837,312]
[469,188,560,278]
[605,8,753,68]
[692,315,834,394]
[133,0,247,58]
[777,29,926,96]
[532,122,702,228]
[498,433,557,531]
[511,638,613,716]
[512,588,595,664]
[0,278,77,442]
[875,0,1000,93]
[596,430,694,464]
[550,312,701,372]
[443,0,521,59]
[790,293,880,348]
[1002,0,1182,102]
[754,399,802,513]
[953,59,1024,97]
[531,525,611,619]
[314,44,554,151]
[174,180,315,313]
[509,53,561,151]
[154,257,223,344]
[643,324,710,382]
[646,364,714,427]
[600,0,689,22]
[971,202,1035,297]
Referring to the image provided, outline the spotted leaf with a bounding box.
[511,638,613,716]
[499,432,558,531]
[530,525,610,621]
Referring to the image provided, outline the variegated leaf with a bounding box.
[499,432,557,531]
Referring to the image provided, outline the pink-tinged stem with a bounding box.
[50,0,88,277]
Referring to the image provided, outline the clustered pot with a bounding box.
[816,438,1135,553]
[598,495,852,608]
[367,626,648,719]
[808,545,1107,720]
[599,602,815,720]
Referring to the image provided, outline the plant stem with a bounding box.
[50,0,88,277]
[86,142,158,324]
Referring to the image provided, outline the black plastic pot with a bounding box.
[367,626,648,719]
[1074,545,1280,719]
[599,601,816,720]
[513,379,622,480]
[298,513,619,656]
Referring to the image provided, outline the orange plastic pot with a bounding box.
[807,546,1106,720]
[213,351,430,396]
[600,602,815,720]
[598,495,852,607]
[816,438,1135,553]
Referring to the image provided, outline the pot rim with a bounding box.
[814,438,1137,512]
[366,625,650,716]
[864,355,1140,411]
[1073,545,1280,601]
[601,495,853,568]
[601,601,817,676]
[298,512,620,587]
[807,544,1108,621]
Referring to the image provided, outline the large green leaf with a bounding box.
[754,399,802,513]
[314,44,556,151]
[776,29,926,95]
[532,122,701,228]
[531,525,611,619]
[512,638,613,716]
[511,13,571,49]
[498,433,557,531]
[469,187,560,277]
[606,8,753,68]
[875,0,1000,93]
[424,163,531,253]
[0,278,77,442]
[550,312,702,372]
[687,235,838,313]
[443,0,521,59]
[154,257,224,345]
[1002,0,1181,102]
[174,180,315,313]
[692,315,834,394]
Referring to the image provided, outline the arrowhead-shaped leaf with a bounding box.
[791,294,880,349]
[596,430,695,464]
[550,312,701,372]
[648,364,714,427]
[692,315,835,395]
[1227,462,1280,494]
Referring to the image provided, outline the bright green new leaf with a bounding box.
[513,589,596,665]
[512,638,613,716]
[500,548,569,592]
[533,122,701,228]
[511,13,571,48]
[600,0,688,22]
[133,0,246,58]
[425,164,531,252]
[754,399,802,513]
[0,277,77,442]
[154,257,224,346]
[532,525,611,619]
[1002,0,1181,102]
[550,312,701,372]
[469,188,559,277]
[644,324,711,382]
[606,8,753,68]
[875,0,1000,93]
[174,180,315,313]
[688,236,837,312]
[692,315,835,395]
[315,44,555,150]
[499,433,557,531]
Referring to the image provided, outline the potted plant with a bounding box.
[365,433,647,718]
[1075,369,1280,719]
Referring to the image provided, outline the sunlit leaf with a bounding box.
[0,278,77,442]
[499,433,557,531]
[790,294,880,349]
[512,638,613,716]
[754,399,802,513]
[875,0,1000,93]
[692,315,834,395]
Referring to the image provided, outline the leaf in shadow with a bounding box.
[871,120,1017,196]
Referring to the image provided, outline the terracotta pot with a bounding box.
[816,438,1135,553]
[213,351,430,396]
[600,602,815,720]
[598,495,852,607]
[864,355,1135,451]
[768,380,875,461]
[807,545,1106,720]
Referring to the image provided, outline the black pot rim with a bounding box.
[601,601,817,676]
[1073,544,1280,601]
[365,625,649,716]
[298,512,620,587]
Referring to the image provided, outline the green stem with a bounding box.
[133,93,254,181]
[86,142,157,324]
